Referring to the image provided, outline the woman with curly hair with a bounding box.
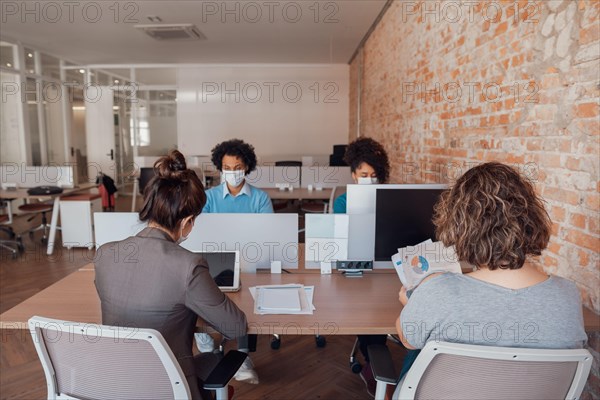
[333,137,390,213]
[203,139,273,213]
[198,139,271,384]
[332,137,390,396]
[396,162,586,382]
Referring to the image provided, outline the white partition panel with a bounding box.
[182,213,298,271]
[246,166,300,188]
[94,212,146,248]
[0,165,74,188]
[301,166,353,188]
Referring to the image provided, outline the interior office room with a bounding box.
[0,0,598,399]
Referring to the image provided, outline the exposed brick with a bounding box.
[570,213,587,229]
[349,0,600,315]
[563,228,600,252]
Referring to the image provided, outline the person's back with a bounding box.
[94,150,247,399]
[401,273,587,349]
[397,162,587,379]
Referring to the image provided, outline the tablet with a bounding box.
[195,251,241,292]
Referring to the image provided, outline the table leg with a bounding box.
[46,197,60,255]
[131,179,138,212]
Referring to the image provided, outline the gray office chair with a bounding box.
[29,316,246,400]
[368,341,593,400]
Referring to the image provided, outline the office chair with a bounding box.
[368,341,593,400]
[300,184,347,215]
[18,201,56,244]
[0,200,22,257]
[29,315,247,400]
[274,161,302,167]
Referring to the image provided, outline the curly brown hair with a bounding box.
[344,137,390,183]
[433,162,551,270]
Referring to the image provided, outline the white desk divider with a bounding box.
[245,166,300,189]
[304,214,349,268]
[300,166,353,189]
[182,213,299,272]
[94,212,146,248]
[0,165,74,188]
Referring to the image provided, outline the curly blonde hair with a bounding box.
[433,162,551,270]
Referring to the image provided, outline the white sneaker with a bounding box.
[194,333,215,353]
[234,356,259,384]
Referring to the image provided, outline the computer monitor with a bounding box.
[374,187,448,262]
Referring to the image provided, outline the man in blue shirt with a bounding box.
[203,139,273,213]
[197,139,272,386]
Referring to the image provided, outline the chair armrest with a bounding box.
[368,344,398,384]
[203,350,248,389]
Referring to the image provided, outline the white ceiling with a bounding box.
[1,0,387,65]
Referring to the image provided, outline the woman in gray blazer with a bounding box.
[95,150,248,399]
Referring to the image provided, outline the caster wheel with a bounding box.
[41,238,48,245]
[350,361,362,374]
[315,336,327,347]
[270,337,281,350]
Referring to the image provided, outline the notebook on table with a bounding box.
[194,251,241,292]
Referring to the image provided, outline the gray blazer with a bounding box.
[94,227,247,397]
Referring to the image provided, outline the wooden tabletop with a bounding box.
[1,266,599,335]
[265,187,332,200]
[0,183,97,200]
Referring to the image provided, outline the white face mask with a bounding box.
[222,170,245,187]
[357,177,378,185]
[177,219,193,245]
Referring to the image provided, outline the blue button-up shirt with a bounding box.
[203,182,274,213]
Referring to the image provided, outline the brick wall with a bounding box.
[349,0,599,311]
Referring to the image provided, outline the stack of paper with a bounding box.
[250,284,316,315]
[391,239,462,290]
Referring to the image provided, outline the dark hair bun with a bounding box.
[154,150,188,178]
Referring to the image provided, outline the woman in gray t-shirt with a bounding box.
[397,162,587,372]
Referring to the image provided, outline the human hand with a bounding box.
[399,286,409,305]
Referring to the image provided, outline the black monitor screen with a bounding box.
[196,252,236,287]
[374,188,447,261]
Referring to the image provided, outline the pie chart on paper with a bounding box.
[411,255,430,274]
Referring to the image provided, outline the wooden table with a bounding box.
[265,187,332,201]
[0,269,401,335]
[2,267,599,336]
[0,183,97,255]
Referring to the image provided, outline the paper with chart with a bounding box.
[250,284,315,315]
[391,240,461,290]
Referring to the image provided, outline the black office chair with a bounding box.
[0,200,22,257]
[138,167,156,195]
[274,161,302,167]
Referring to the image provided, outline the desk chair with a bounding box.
[0,200,22,257]
[368,341,592,400]
[29,316,247,400]
[18,201,56,244]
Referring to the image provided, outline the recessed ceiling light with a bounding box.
[29,69,34,73]
[114,79,120,84]
[6,63,12,67]
[27,53,33,58]
[79,69,85,74]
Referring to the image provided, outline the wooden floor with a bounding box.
[0,194,406,399]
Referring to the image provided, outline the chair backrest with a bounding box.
[0,200,13,224]
[138,167,156,195]
[395,341,592,400]
[28,316,191,400]
[275,161,302,167]
[328,185,347,213]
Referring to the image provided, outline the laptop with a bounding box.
[195,251,241,292]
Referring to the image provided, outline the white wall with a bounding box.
[177,65,349,158]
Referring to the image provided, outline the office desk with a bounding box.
[0,183,97,255]
[0,268,401,335]
[2,267,599,336]
[265,188,332,201]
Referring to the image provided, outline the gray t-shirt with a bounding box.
[400,273,587,350]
